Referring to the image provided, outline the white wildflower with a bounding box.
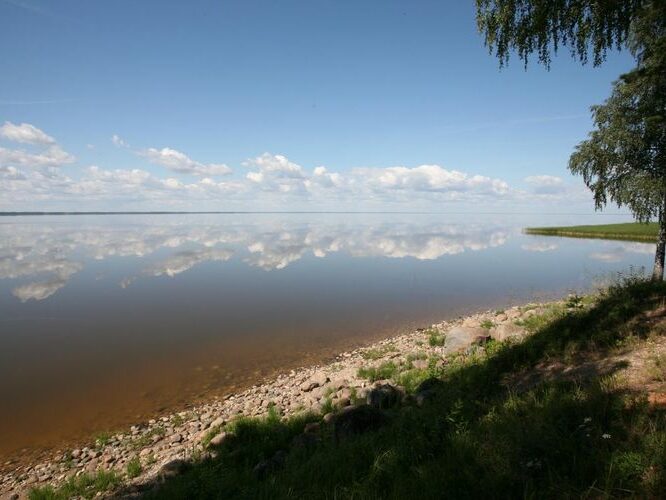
[602,433,611,439]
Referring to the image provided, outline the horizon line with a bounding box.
[0,211,634,217]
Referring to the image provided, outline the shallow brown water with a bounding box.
[0,212,654,461]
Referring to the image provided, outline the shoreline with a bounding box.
[0,298,559,498]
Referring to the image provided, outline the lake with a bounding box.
[0,212,655,459]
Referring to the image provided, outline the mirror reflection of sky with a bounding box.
[0,213,655,304]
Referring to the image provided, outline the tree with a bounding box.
[476,0,666,279]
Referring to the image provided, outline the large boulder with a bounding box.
[366,384,402,409]
[490,323,526,342]
[333,405,387,441]
[158,459,189,481]
[414,377,445,407]
[443,326,489,354]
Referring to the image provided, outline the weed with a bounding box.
[126,456,142,478]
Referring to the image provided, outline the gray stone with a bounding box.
[333,405,387,441]
[443,326,488,353]
[490,323,526,342]
[210,416,225,428]
[158,459,189,480]
[367,384,402,409]
[304,422,320,434]
[208,431,229,446]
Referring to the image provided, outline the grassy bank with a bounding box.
[31,279,666,499]
[525,222,659,242]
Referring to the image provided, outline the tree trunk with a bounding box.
[653,195,666,281]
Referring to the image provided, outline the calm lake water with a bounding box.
[0,213,656,458]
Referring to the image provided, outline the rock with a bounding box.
[322,412,335,424]
[337,397,351,408]
[367,384,402,409]
[300,372,329,392]
[170,434,183,444]
[443,326,488,353]
[462,317,480,328]
[414,377,445,407]
[489,323,526,342]
[210,416,225,428]
[333,405,387,441]
[505,309,522,320]
[291,432,319,450]
[208,431,229,447]
[158,459,189,480]
[304,422,320,434]
[495,313,508,322]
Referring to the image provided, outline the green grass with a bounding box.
[525,222,659,242]
[29,470,121,500]
[427,328,446,347]
[357,361,399,382]
[361,344,398,360]
[142,278,666,499]
[126,456,142,479]
[480,319,495,330]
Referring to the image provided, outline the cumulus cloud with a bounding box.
[0,121,55,145]
[359,165,509,196]
[0,122,74,171]
[140,147,232,176]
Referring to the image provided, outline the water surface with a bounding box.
[0,213,655,459]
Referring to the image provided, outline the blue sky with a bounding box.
[0,0,635,211]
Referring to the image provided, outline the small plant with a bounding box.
[170,414,185,426]
[94,431,113,449]
[320,397,334,414]
[126,456,142,479]
[480,320,495,330]
[357,361,399,381]
[566,293,584,309]
[427,329,446,347]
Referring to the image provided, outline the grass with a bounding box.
[427,328,446,347]
[525,222,659,242]
[126,456,142,479]
[480,319,495,329]
[29,470,120,500]
[361,344,398,360]
[357,361,399,382]
[139,277,666,499]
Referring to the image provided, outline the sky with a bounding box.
[0,0,636,212]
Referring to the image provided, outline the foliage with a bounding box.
[525,222,659,241]
[476,0,645,69]
[126,456,142,479]
[427,329,446,347]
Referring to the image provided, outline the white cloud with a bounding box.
[140,147,232,177]
[111,134,128,148]
[0,123,74,172]
[359,165,509,195]
[0,121,55,145]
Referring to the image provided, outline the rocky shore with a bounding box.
[0,300,556,499]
